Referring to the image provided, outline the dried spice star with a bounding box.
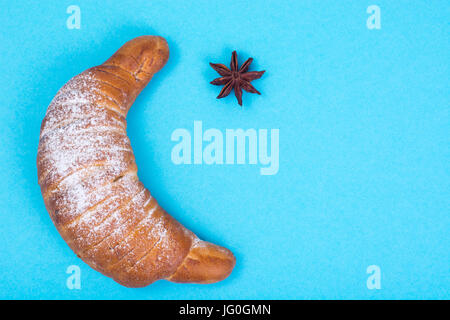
[210,51,265,106]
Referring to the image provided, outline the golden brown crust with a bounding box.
[37,36,235,287]
[168,241,236,284]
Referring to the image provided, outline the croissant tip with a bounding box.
[167,240,236,284]
[105,36,170,77]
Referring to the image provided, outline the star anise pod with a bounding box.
[210,51,265,106]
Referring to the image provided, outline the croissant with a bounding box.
[37,36,235,287]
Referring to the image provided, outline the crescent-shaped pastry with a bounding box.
[37,36,235,287]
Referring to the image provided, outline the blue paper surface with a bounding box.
[0,1,448,299]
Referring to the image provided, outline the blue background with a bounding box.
[0,1,448,299]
